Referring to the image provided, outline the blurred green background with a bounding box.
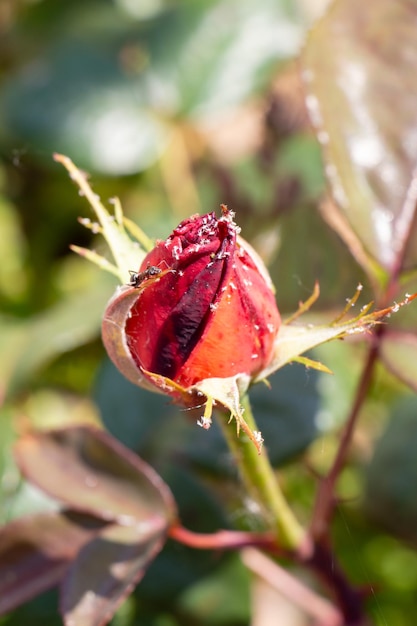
[1,1,417,625]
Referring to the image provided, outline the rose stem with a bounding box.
[217,393,306,551]
[217,395,367,621]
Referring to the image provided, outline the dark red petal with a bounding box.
[151,260,225,378]
[175,262,280,386]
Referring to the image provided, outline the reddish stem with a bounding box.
[302,539,367,626]
[169,524,280,553]
[243,547,344,626]
[310,237,414,544]
[310,330,382,542]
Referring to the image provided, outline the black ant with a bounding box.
[128,265,162,288]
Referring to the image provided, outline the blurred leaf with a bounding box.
[312,340,364,430]
[94,359,178,451]
[61,523,166,626]
[279,134,325,199]
[302,0,417,279]
[364,397,417,543]
[22,389,101,431]
[273,200,366,313]
[137,467,229,604]
[162,0,303,117]
[178,553,250,624]
[15,426,177,524]
[0,408,20,525]
[0,319,28,399]
[1,0,303,175]
[250,363,321,463]
[1,41,168,176]
[160,465,228,535]
[2,480,60,527]
[4,277,113,399]
[10,427,179,623]
[380,330,417,392]
[0,589,62,626]
[0,510,107,616]
[0,197,27,304]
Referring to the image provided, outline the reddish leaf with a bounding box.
[61,523,166,626]
[380,330,417,392]
[15,426,177,525]
[302,0,417,277]
[0,511,107,615]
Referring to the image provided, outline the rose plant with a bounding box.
[1,148,414,626]
[2,3,417,625]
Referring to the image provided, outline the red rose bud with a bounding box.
[102,207,280,395]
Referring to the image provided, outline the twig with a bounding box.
[310,332,381,541]
[242,547,343,626]
[169,525,279,553]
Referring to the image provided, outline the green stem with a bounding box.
[217,394,305,550]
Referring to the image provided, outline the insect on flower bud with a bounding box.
[102,206,281,397]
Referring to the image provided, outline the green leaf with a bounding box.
[272,199,365,313]
[0,197,27,303]
[1,1,302,175]
[162,0,303,116]
[302,0,417,279]
[177,554,250,624]
[1,41,168,176]
[15,426,177,525]
[94,359,178,451]
[4,278,113,399]
[364,397,417,543]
